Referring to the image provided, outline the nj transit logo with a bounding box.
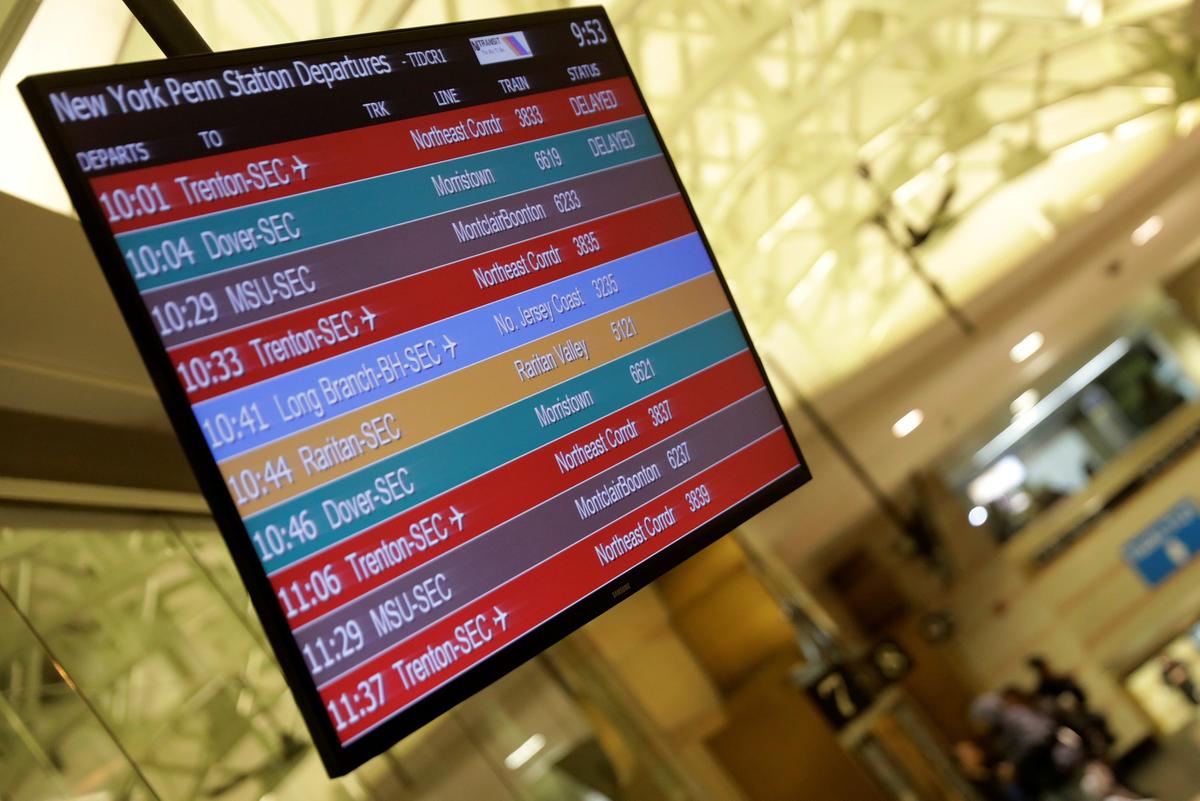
[469,32,533,64]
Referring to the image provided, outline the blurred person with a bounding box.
[1027,657,1115,764]
[954,739,1024,801]
[1159,655,1200,705]
[1078,762,1156,801]
[1028,656,1088,708]
[970,692,1066,800]
[1055,692,1114,762]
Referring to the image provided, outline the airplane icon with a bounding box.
[449,506,465,531]
[442,334,458,358]
[291,155,309,180]
[492,606,508,631]
[359,306,377,331]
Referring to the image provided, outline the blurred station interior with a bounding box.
[8,1,1200,800]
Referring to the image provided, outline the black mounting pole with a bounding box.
[764,353,913,536]
[123,0,211,57]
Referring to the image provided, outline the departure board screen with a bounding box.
[21,8,809,774]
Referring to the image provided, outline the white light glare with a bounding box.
[786,250,837,310]
[891,409,924,438]
[1068,0,1103,27]
[967,456,1027,505]
[1178,103,1200,136]
[1139,86,1175,105]
[1030,209,1057,240]
[505,734,546,770]
[1115,114,1159,142]
[756,196,815,254]
[1010,332,1045,363]
[1054,132,1109,162]
[1010,390,1040,417]
[1009,491,1033,514]
[968,506,989,527]
[1130,215,1163,247]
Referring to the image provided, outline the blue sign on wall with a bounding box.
[1122,499,1200,587]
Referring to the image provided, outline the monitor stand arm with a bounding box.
[123,0,211,57]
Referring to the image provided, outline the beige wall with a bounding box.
[936,404,1200,749]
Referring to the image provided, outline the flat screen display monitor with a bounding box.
[21,7,810,775]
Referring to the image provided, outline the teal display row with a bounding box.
[248,311,747,574]
[119,116,660,290]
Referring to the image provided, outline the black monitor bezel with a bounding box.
[19,6,811,776]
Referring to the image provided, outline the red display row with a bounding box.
[93,77,641,234]
[171,195,694,403]
[321,425,799,744]
[271,350,766,628]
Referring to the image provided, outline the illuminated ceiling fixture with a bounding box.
[1030,208,1057,240]
[891,409,924,438]
[1010,389,1040,417]
[1178,103,1200,136]
[1114,114,1160,142]
[1053,132,1110,162]
[1068,0,1104,27]
[1010,332,1045,363]
[977,338,1132,466]
[1130,215,1163,247]
[968,456,1027,504]
[0,0,134,215]
[786,250,837,310]
[1140,86,1177,105]
[756,196,814,255]
[968,506,989,527]
[505,733,546,770]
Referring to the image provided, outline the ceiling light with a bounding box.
[976,338,1131,466]
[1138,86,1176,105]
[1053,132,1109,162]
[1080,0,1103,27]
[786,250,837,309]
[968,506,989,527]
[505,733,546,770]
[1010,389,1040,417]
[756,196,814,254]
[1030,209,1057,240]
[1068,0,1103,26]
[1008,491,1033,514]
[894,171,933,204]
[1177,103,1200,136]
[891,409,924,438]
[1130,215,1163,247]
[1009,332,1044,363]
[0,0,135,215]
[968,456,1027,505]
[1115,114,1159,142]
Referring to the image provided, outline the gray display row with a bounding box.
[298,388,777,688]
